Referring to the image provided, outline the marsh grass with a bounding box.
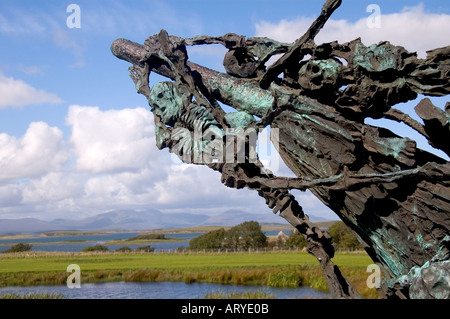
[204,289,277,299]
[0,251,379,298]
[0,292,65,299]
[267,270,302,287]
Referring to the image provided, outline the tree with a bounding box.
[189,221,267,251]
[327,222,362,250]
[3,243,32,253]
[135,245,155,253]
[81,244,109,252]
[283,230,307,249]
[235,221,268,250]
[116,246,133,252]
[189,228,226,250]
[221,221,267,250]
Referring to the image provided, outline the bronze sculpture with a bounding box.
[111,0,449,298]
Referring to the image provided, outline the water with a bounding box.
[0,230,290,253]
[0,281,330,299]
[0,229,325,299]
[0,232,201,253]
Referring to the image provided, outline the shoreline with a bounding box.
[0,251,378,299]
[0,250,378,299]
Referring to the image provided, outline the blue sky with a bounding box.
[0,0,449,222]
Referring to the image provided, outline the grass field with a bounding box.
[0,250,380,298]
[0,250,371,273]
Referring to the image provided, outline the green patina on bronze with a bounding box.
[354,42,401,72]
[111,0,449,299]
[225,111,256,128]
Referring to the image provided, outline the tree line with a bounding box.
[1,221,363,253]
[188,220,363,251]
[188,221,268,251]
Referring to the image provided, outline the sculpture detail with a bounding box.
[112,0,449,299]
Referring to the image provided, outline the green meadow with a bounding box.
[0,251,380,298]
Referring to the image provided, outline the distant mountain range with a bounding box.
[0,209,328,234]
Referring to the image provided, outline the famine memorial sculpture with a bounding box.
[111,0,449,299]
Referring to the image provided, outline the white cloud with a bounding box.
[21,172,83,204]
[0,122,68,181]
[66,105,157,174]
[0,105,339,220]
[0,105,168,218]
[0,72,62,108]
[0,184,22,208]
[255,5,450,59]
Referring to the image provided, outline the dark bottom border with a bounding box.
[3,298,443,318]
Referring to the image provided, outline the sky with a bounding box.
[0,0,449,223]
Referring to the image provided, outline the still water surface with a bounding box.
[0,230,326,299]
[0,232,202,252]
[0,231,290,252]
[0,281,330,299]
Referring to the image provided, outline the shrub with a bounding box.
[126,234,165,241]
[328,221,363,250]
[3,243,33,253]
[283,230,307,249]
[222,221,267,250]
[116,247,133,252]
[135,245,155,253]
[189,228,226,250]
[81,244,109,252]
[189,221,268,251]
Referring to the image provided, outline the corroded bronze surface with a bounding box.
[112,0,449,299]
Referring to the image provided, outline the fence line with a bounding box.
[152,246,307,254]
[153,247,364,254]
[0,246,365,258]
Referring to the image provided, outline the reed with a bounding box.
[0,292,65,299]
[0,251,379,298]
[267,270,302,288]
[204,289,277,299]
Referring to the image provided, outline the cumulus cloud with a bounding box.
[0,106,164,218]
[0,105,246,218]
[21,172,83,204]
[255,4,450,59]
[0,102,340,220]
[0,72,62,108]
[66,105,157,174]
[0,122,68,181]
[0,184,22,208]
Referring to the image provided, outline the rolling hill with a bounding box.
[0,209,330,233]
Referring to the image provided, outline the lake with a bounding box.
[0,281,330,299]
[0,230,291,252]
[0,232,199,252]
[0,229,327,299]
